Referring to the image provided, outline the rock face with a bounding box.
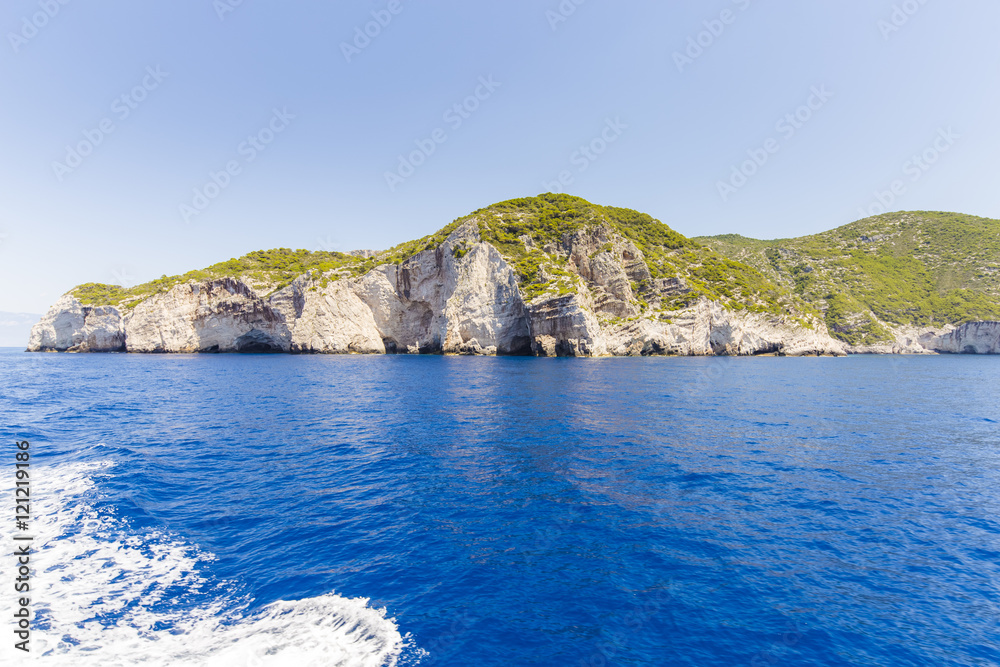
[26,222,1000,356]
[125,278,291,353]
[272,278,384,354]
[929,322,1000,354]
[29,223,531,356]
[351,222,530,355]
[28,295,125,352]
[528,294,607,357]
[844,323,943,355]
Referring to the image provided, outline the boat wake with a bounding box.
[0,461,412,666]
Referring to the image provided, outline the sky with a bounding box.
[2,0,999,316]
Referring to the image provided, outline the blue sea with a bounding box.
[1,349,998,666]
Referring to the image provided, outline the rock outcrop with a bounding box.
[28,222,534,356]
[928,321,1000,354]
[601,298,847,357]
[351,222,530,355]
[527,293,607,357]
[27,220,1000,357]
[124,278,291,353]
[843,323,942,355]
[28,295,125,352]
[272,278,385,354]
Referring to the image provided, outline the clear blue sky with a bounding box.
[2,0,999,314]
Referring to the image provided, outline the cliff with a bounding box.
[28,195,1000,356]
[929,321,1000,355]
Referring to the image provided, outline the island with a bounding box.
[28,194,1000,356]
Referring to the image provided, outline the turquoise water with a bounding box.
[1,351,998,665]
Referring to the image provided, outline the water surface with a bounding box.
[1,350,998,666]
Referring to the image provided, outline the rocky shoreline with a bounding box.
[27,222,1000,357]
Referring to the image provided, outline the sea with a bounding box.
[0,349,998,666]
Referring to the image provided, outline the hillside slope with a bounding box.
[697,211,1000,346]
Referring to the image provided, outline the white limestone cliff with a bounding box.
[350,222,530,355]
[601,298,847,357]
[28,295,125,352]
[928,321,1000,354]
[26,222,1000,356]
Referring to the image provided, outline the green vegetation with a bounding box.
[697,211,1000,343]
[472,194,590,287]
[823,293,893,346]
[379,218,467,266]
[465,193,802,314]
[74,283,130,306]
[72,248,367,308]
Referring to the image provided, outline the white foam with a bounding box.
[1,461,411,666]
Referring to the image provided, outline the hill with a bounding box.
[73,194,813,325]
[696,211,1000,345]
[27,195,1000,356]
